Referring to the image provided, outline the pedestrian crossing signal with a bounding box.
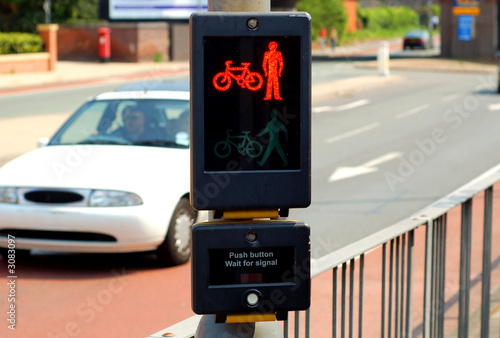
[190,12,311,211]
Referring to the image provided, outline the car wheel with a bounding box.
[156,197,196,266]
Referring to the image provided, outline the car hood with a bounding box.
[0,145,190,194]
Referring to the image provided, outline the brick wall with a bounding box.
[109,25,139,62]
[137,23,169,62]
[0,53,50,74]
[58,25,99,61]
[58,22,169,62]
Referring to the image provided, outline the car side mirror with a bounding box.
[37,137,49,148]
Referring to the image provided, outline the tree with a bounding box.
[296,0,347,42]
[52,0,99,24]
[0,0,99,32]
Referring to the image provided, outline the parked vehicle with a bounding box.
[403,29,431,49]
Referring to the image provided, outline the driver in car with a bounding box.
[112,104,149,142]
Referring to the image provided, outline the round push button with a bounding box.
[246,292,260,306]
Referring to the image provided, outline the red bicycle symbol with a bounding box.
[213,61,264,92]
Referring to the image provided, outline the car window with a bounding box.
[58,101,108,144]
[50,99,190,148]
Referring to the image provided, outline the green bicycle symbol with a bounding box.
[214,130,263,159]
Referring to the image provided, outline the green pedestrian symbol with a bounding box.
[257,109,289,167]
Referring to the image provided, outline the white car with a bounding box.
[0,86,200,266]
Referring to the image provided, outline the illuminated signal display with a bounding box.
[204,37,301,172]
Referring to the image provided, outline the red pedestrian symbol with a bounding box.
[262,41,284,101]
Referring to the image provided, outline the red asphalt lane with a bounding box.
[0,255,195,337]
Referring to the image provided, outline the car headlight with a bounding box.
[0,187,18,203]
[89,190,143,207]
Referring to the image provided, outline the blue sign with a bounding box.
[457,15,473,41]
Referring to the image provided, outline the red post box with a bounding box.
[97,27,111,62]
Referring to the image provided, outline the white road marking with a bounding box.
[313,99,370,114]
[396,104,429,119]
[362,152,402,167]
[328,152,403,182]
[313,106,335,113]
[488,103,500,111]
[326,122,380,144]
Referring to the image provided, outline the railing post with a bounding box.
[437,215,447,338]
[395,237,400,338]
[333,267,338,337]
[405,230,414,338]
[381,243,387,338]
[431,221,438,338]
[342,263,347,338]
[359,254,364,338]
[349,258,355,338]
[388,239,395,338]
[481,187,493,337]
[458,199,473,338]
[423,220,434,338]
[399,234,406,338]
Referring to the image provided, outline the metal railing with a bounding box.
[288,163,500,338]
[148,163,500,338]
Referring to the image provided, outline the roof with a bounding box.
[115,80,190,92]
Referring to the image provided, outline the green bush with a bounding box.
[296,0,347,41]
[358,7,419,31]
[0,32,44,54]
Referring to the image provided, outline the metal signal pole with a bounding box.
[208,0,270,12]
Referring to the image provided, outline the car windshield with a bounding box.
[49,98,190,148]
[405,30,426,38]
